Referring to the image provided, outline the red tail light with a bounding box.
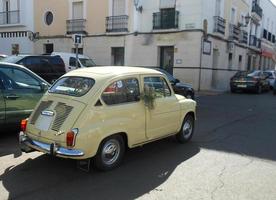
[21,119,28,132]
[66,128,79,147]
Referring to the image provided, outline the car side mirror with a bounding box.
[175,79,180,83]
[40,82,48,92]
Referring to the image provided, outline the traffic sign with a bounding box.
[73,34,82,45]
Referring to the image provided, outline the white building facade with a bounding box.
[0,0,35,55]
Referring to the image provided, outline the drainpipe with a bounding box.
[198,32,204,92]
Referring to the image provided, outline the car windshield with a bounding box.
[79,58,96,67]
[2,55,25,63]
[49,76,95,97]
[235,70,260,77]
[156,69,175,82]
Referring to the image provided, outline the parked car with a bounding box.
[156,68,195,99]
[19,67,196,171]
[51,52,96,72]
[0,54,7,61]
[230,70,270,94]
[2,55,66,83]
[264,70,276,89]
[0,62,50,129]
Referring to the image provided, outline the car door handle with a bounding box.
[5,95,20,100]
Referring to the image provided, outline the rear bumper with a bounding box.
[19,132,84,158]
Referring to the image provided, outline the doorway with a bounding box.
[160,46,174,74]
[44,43,54,54]
[112,47,125,66]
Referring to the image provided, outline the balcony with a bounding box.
[239,30,248,44]
[66,19,87,35]
[0,10,20,25]
[213,16,226,35]
[106,15,128,32]
[251,1,263,21]
[249,35,261,48]
[153,10,179,30]
[229,24,240,41]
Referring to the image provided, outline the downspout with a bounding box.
[198,33,203,92]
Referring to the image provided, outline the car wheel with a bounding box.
[94,135,125,171]
[176,114,194,143]
[186,92,194,99]
[231,88,236,93]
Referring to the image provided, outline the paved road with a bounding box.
[0,92,276,200]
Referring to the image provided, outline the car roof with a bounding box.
[0,62,50,85]
[52,52,90,59]
[65,66,163,80]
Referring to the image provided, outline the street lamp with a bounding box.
[238,13,251,27]
[134,0,143,13]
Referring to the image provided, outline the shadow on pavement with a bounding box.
[0,129,22,158]
[0,139,200,200]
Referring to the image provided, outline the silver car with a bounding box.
[264,70,276,89]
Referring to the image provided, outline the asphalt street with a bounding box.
[0,91,276,200]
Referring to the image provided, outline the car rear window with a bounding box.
[49,76,95,97]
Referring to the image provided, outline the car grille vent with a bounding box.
[51,102,73,132]
[30,101,53,125]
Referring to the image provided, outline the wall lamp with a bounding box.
[238,13,251,27]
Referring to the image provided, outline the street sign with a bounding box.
[73,34,82,45]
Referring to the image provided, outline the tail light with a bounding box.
[66,128,79,147]
[21,119,28,132]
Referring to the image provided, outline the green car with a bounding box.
[0,63,50,129]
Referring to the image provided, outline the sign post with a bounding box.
[73,34,82,69]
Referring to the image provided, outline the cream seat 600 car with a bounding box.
[19,67,196,171]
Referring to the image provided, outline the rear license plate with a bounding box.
[237,85,247,88]
[35,115,53,131]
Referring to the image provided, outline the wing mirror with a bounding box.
[40,82,49,92]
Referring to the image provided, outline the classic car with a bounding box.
[0,62,50,129]
[19,67,196,171]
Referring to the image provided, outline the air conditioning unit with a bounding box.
[227,42,235,53]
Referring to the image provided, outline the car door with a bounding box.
[143,75,180,139]
[0,66,45,125]
[0,73,5,125]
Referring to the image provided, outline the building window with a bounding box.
[263,29,267,39]
[45,11,54,26]
[72,1,83,19]
[11,44,19,55]
[228,53,233,68]
[238,55,242,70]
[44,43,54,54]
[111,47,125,66]
[72,48,83,54]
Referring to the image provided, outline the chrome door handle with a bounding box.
[5,95,20,100]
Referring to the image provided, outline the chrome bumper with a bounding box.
[19,132,84,157]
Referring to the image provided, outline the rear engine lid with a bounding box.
[26,96,86,145]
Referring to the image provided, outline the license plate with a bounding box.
[237,85,247,88]
[35,115,53,131]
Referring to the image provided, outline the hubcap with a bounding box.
[182,119,193,139]
[101,139,120,166]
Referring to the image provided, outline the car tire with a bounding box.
[94,135,125,171]
[176,114,194,144]
[186,92,194,100]
[231,88,236,93]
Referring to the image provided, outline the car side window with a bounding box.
[69,57,81,67]
[0,67,40,90]
[144,76,171,98]
[101,78,140,105]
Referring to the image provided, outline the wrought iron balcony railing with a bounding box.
[249,35,261,48]
[239,30,248,44]
[0,10,20,25]
[213,16,226,35]
[252,1,263,19]
[153,10,179,30]
[229,23,240,41]
[106,15,128,32]
[66,19,87,34]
